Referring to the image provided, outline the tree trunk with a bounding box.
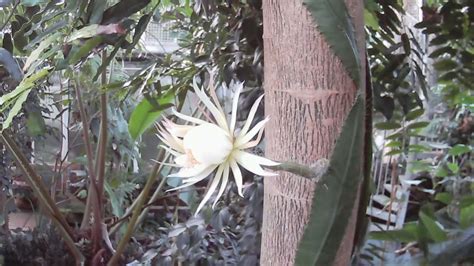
[261,0,365,265]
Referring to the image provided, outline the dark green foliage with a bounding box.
[303,0,361,85]
[416,0,473,107]
[366,0,427,121]
[296,95,365,266]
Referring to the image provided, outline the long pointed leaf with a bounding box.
[295,94,364,265]
[303,0,360,86]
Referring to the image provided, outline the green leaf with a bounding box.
[2,89,31,130]
[128,93,175,140]
[375,121,401,130]
[67,36,104,65]
[24,32,61,72]
[303,0,360,86]
[420,210,447,242]
[0,68,50,130]
[434,59,458,72]
[364,10,379,30]
[405,108,424,121]
[21,0,48,6]
[295,95,364,266]
[66,25,99,42]
[448,144,471,156]
[435,192,452,205]
[386,141,402,148]
[370,222,419,242]
[406,121,429,130]
[26,111,46,136]
[104,181,123,217]
[447,163,459,174]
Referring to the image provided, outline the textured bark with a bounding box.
[261,0,364,265]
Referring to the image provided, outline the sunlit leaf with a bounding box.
[420,209,447,242]
[128,93,175,140]
[448,144,471,156]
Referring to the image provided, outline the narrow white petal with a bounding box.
[230,83,243,134]
[204,77,225,116]
[195,167,223,215]
[172,109,206,125]
[160,145,182,157]
[166,165,217,192]
[238,94,264,138]
[238,122,265,149]
[194,86,229,131]
[163,117,193,137]
[235,117,269,148]
[234,150,279,166]
[150,159,180,167]
[234,151,278,176]
[157,132,185,153]
[168,164,213,178]
[166,179,200,192]
[212,163,229,208]
[229,159,244,197]
[181,164,218,183]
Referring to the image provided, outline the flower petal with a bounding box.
[172,109,207,125]
[163,117,193,137]
[181,164,218,183]
[229,159,244,197]
[212,162,229,208]
[193,85,229,131]
[167,164,218,192]
[230,83,243,134]
[235,150,279,166]
[157,132,184,153]
[195,166,223,215]
[159,145,182,157]
[235,117,269,148]
[238,94,263,139]
[168,163,214,178]
[234,151,278,176]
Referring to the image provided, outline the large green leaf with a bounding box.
[128,93,175,140]
[303,0,360,85]
[0,68,51,130]
[295,94,364,266]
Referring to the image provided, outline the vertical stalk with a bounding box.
[107,159,162,266]
[96,50,108,202]
[73,80,102,254]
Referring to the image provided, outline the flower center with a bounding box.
[182,123,233,165]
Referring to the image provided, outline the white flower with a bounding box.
[157,81,279,214]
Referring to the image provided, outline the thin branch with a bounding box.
[73,80,102,254]
[96,50,108,200]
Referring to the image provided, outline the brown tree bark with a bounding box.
[261,0,365,265]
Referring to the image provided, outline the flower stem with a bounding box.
[266,159,329,181]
